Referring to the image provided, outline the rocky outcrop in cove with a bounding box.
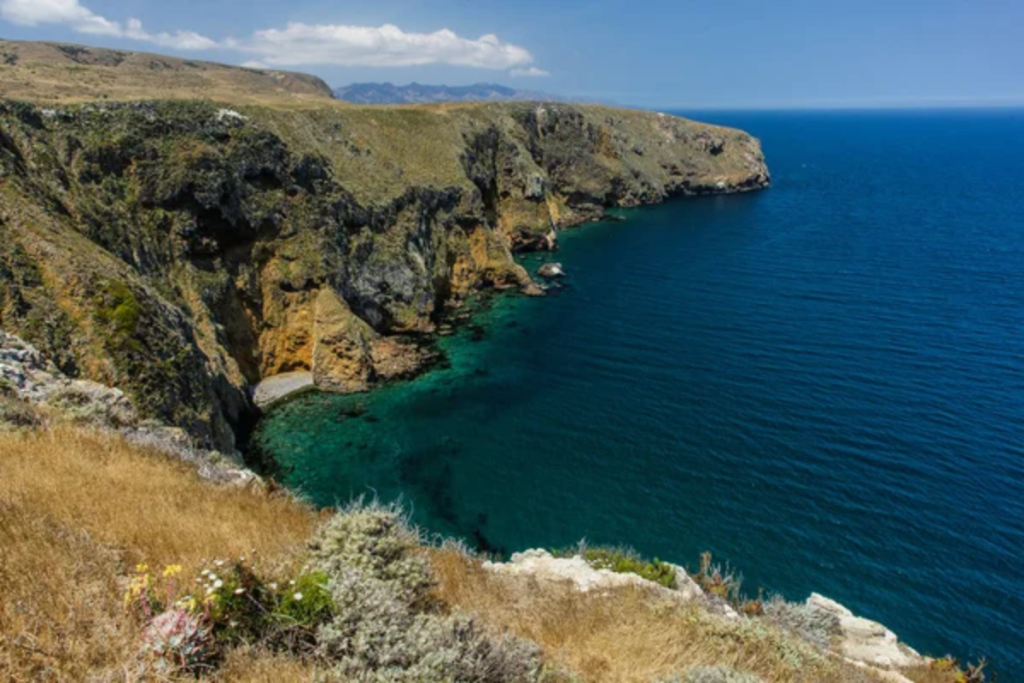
[0,99,768,450]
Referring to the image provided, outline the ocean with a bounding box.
[255,109,1024,674]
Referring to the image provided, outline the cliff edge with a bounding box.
[0,97,768,451]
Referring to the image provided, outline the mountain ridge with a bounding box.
[333,81,575,105]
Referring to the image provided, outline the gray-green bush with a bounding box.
[658,665,765,683]
[311,501,543,682]
[761,596,841,650]
[309,500,432,607]
[0,396,39,429]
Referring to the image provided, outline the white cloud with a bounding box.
[0,0,121,36]
[0,0,217,49]
[124,18,219,51]
[510,66,551,78]
[237,23,532,69]
[0,0,544,71]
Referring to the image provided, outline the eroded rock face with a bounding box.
[0,99,769,448]
[312,289,377,393]
[806,593,925,670]
[0,331,255,484]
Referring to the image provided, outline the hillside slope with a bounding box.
[0,39,334,104]
[0,95,768,451]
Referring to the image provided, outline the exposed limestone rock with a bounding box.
[484,549,659,592]
[806,593,925,670]
[312,289,378,393]
[536,263,566,279]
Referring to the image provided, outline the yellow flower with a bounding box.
[162,564,183,578]
[135,563,149,574]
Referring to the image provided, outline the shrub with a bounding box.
[676,665,765,683]
[141,609,213,676]
[0,395,39,428]
[317,567,541,682]
[553,543,676,589]
[45,385,136,428]
[308,499,432,606]
[124,557,335,658]
[692,552,743,604]
[761,595,841,650]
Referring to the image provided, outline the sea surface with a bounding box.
[255,109,1024,673]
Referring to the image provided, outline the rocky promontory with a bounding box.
[0,95,768,452]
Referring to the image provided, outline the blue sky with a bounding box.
[1,0,1021,108]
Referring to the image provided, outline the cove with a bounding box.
[254,110,1024,673]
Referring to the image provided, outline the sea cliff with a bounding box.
[0,98,768,451]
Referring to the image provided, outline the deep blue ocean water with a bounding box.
[256,109,1024,674]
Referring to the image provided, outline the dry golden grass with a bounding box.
[217,648,321,681]
[0,501,138,680]
[0,427,315,572]
[0,426,318,680]
[0,39,335,106]
[430,548,881,683]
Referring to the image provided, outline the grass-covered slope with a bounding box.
[0,95,768,451]
[0,424,971,682]
[0,39,334,104]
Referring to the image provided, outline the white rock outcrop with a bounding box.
[484,549,655,592]
[806,593,925,670]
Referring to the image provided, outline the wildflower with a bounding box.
[214,560,225,568]
[293,592,303,602]
[289,580,296,586]
[201,569,210,576]
[213,579,224,589]
[268,582,278,590]
[234,588,245,595]
[162,564,183,578]
[195,578,203,584]
[209,574,218,582]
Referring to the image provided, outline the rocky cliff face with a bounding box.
[0,99,768,451]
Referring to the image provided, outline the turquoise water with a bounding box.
[255,110,1024,674]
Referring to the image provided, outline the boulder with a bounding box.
[536,262,565,279]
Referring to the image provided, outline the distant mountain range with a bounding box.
[332,82,569,105]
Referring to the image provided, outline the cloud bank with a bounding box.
[0,0,541,71]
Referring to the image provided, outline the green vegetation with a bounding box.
[554,543,677,588]
[0,395,38,429]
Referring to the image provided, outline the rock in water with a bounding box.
[537,263,566,279]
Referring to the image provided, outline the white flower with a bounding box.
[214,579,224,589]
[214,560,225,567]
[268,582,278,590]
[200,569,210,576]
[234,588,245,595]
[289,580,296,586]
[195,578,203,584]
[209,574,218,582]
[293,592,303,601]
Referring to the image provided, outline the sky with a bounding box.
[1,0,1022,109]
